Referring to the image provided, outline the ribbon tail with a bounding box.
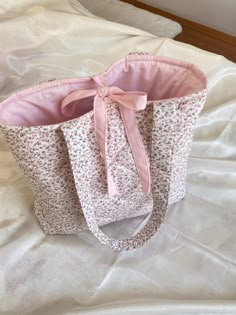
[94,94,119,197]
[119,106,151,194]
[111,93,147,111]
[107,170,119,197]
[61,89,96,117]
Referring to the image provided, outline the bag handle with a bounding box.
[61,80,173,250]
[81,188,170,251]
[80,106,175,250]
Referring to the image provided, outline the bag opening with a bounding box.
[0,55,207,127]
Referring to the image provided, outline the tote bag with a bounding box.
[0,54,207,250]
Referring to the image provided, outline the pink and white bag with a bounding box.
[0,54,207,250]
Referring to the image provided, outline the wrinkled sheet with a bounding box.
[79,0,182,38]
[0,1,236,314]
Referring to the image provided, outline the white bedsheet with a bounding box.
[0,1,236,314]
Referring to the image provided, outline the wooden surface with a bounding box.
[121,0,236,63]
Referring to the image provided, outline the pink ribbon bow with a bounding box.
[61,81,151,197]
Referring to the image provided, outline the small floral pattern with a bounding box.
[0,126,88,233]
[0,88,206,250]
[0,54,207,250]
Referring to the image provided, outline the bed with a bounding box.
[1,1,236,314]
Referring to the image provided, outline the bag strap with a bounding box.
[81,189,170,251]
[61,82,174,251]
[81,101,175,250]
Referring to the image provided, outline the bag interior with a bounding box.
[0,56,207,127]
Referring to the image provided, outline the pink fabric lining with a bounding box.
[0,55,207,127]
